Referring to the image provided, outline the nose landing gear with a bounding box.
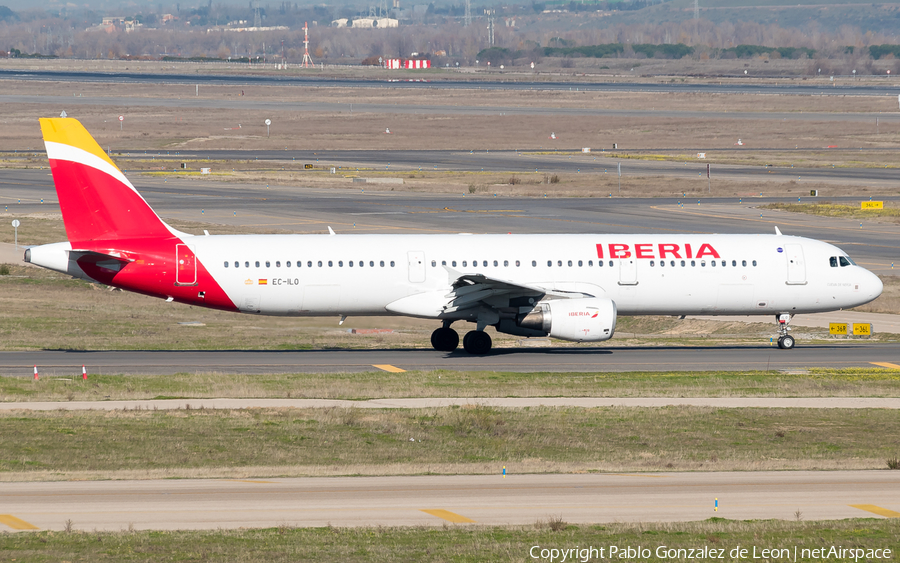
[775,313,795,349]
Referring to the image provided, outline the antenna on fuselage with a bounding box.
[775,226,783,236]
[327,226,336,235]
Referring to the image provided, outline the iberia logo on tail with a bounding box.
[40,117,180,247]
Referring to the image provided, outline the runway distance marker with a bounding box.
[421,509,476,523]
[0,514,39,530]
[373,364,406,373]
[849,504,900,518]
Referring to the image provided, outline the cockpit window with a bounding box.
[830,257,838,267]
[839,256,852,267]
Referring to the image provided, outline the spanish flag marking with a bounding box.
[258,279,268,285]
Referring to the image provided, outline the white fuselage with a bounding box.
[185,233,881,318]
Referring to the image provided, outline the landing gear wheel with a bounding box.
[462,330,492,355]
[777,335,795,350]
[430,327,459,351]
[774,313,794,350]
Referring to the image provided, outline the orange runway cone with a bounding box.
[33,365,39,380]
[82,365,87,381]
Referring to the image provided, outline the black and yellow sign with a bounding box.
[829,323,848,335]
[861,201,883,210]
[304,164,314,169]
[852,323,872,336]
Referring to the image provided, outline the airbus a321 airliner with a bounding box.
[25,118,883,354]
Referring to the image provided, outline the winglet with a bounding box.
[775,226,783,236]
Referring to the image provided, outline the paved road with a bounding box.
[3,68,899,96]
[1,472,897,531]
[2,344,899,376]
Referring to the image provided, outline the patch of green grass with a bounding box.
[3,368,900,403]
[760,202,900,223]
[0,406,897,477]
[1,519,898,563]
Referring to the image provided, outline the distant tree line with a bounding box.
[543,42,692,59]
[868,44,900,60]
[718,45,815,59]
[535,0,667,14]
[528,43,818,60]
[5,47,57,59]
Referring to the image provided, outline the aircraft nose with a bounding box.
[867,270,884,300]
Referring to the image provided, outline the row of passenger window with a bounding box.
[225,260,396,268]
[429,259,758,268]
[225,258,759,269]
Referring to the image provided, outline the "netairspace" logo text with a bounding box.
[529,545,893,562]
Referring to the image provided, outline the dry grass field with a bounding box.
[3,369,899,403]
[3,518,897,563]
[1,78,899,154]
[0,406,896,481]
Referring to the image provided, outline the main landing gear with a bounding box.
[775,313,795,349]
[430,323,493,354]
[430,325,459,352]
[462,330,492,355]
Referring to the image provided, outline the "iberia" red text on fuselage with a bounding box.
[596,243,721,260]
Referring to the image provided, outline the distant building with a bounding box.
[383,58,430,69]
[351,17,398,28]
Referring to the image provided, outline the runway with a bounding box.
[120,148,900,182]
[3,168,900,273]
[1,344,899,376]
[1,471,897,531]
[6,93,900,123]
[3,68,899,96]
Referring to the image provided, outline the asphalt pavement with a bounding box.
[2,344,900,376]
[1,471,897,531]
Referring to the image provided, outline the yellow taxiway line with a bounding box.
[421,509,476,523]
[0,514,39,530]
[870,362,900,369]
[850,504,900,518]
[373,364,406,373]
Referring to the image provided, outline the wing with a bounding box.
[442,268,597,314]
[384,266,601,319]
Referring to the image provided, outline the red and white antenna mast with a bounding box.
[301,21,314,68]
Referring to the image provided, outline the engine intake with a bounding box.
[517,297,617,342]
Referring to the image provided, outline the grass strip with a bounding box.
[1,519,898,563]
[760,202,900,223]
[3,369,900,402]
[1,406,898,478]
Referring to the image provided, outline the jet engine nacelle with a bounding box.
[517,297,617,342]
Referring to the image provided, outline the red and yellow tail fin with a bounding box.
[40,117,175,246]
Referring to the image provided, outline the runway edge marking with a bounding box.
[849,504,900,518]
[421,509,476,523]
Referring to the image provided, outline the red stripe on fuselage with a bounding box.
[76,237,238,312]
